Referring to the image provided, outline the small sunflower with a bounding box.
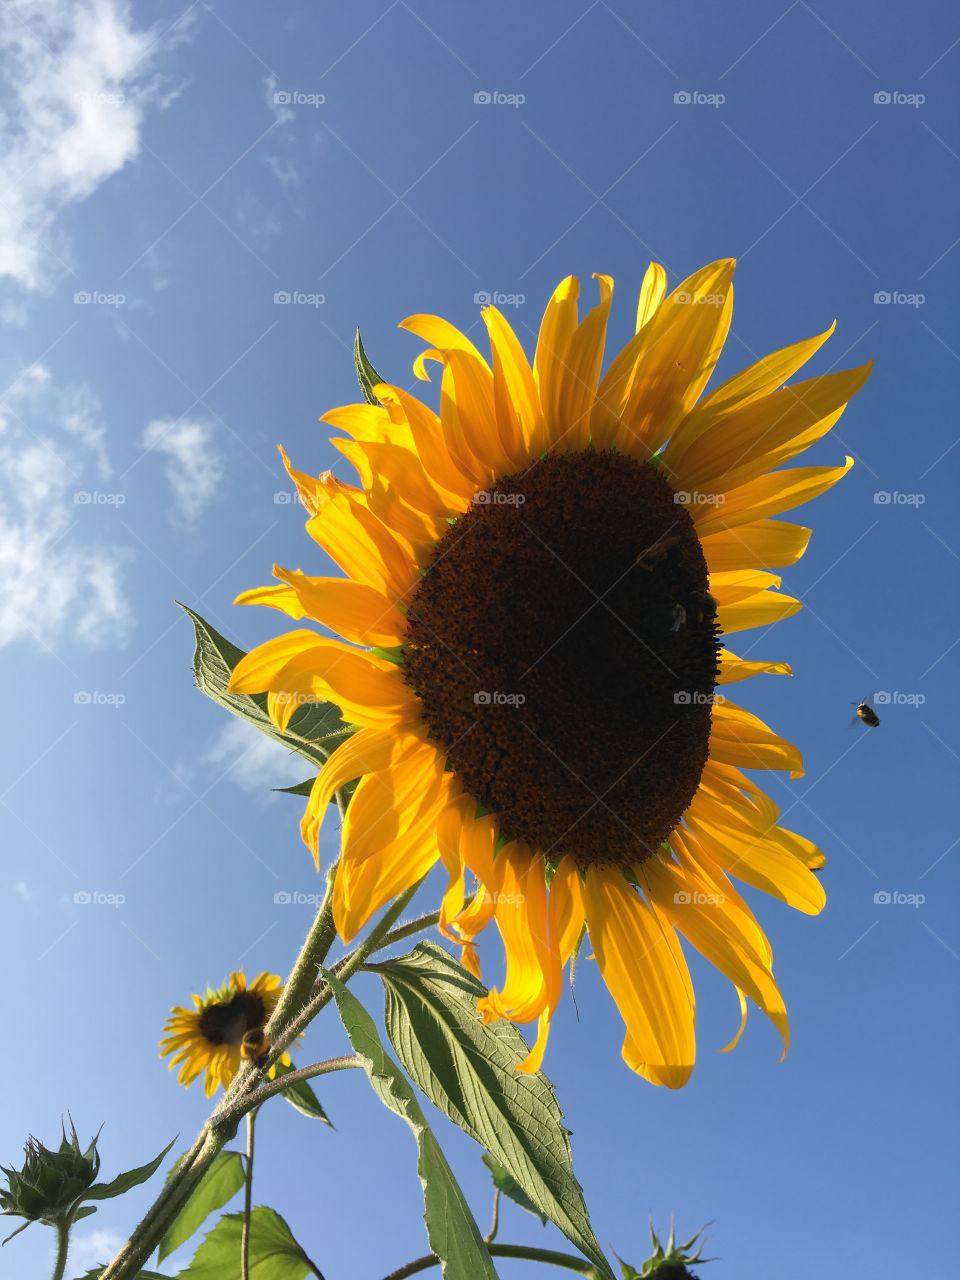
[229,259,870,1087]
[160,970,288,1096]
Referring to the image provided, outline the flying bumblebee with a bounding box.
[240,1027,272,1068]
[851,697,880,728]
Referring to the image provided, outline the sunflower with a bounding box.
[229,259,870,1087]
[160,970,288,1096]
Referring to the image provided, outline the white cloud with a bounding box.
[205,720,310,796]
[0,0,172,290]
[0,362,131,649]
[69,1228,125,1272]
[141,418,222,525]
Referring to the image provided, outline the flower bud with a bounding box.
[0,1123,100,1226]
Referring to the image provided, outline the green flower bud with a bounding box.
[0,1123,100,1227]
[617,1220,712,1280]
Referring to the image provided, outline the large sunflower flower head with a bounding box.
[160,970,287,1096]
[230,259,870,1087]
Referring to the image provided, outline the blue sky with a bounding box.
[2,1,958,1276]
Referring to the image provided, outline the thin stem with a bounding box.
[381,1243,601,1279]
[225,1055,362,1117]
[485,1188,501,1244]
[240,1108,257,1280]
[51,1214,72,1280]
[263,878,427,1062]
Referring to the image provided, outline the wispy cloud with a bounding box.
[0,0,180,291]
[205,720,310,796]
[69,1229,127,1273]
[141,418,222,525]
[0,362,131,649]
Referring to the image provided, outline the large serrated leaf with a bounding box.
[376,942,613,1280]
[182,605,353,773]
[157,1149,245,1262]
[177,1206,317,1278]
[323,968,497,1280]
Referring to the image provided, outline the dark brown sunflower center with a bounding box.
[401,450,721,869]
[198,991,267,1048]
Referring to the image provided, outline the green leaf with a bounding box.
[84,1137,175,1202]
[182,605,352,774]
[273,778,316,797]
[376,942,613,1279]
[176,1207,316,1278]
[157,1150,245,1262]
[354,328,384,405]
[481,1154,547,1225]
[271,1061,333,1125]
[323,968,497,1280]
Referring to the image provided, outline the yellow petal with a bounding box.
[636,261,667,332]
[672,363,871,495]
[252,568,405,647]
[228,631,420,729]
[692,457,854,537]
[700,519,812,572]
[709,698,805,776]
[479,843,552,1024]
[595,259,735,457]
[482,306,547,465]
[584,866,695,1088]
[534,276,580,439]
[717,649,793,684]
[684,793,826,915]
[300,726,412,864]
[557,274,614,452]
[716,588,802,635]
[305,471,419,599]
[375,383,478,500]
[643,856,788,1056]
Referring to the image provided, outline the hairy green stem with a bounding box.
[51,1213,73,1280]
[381,1243,602,1279]
[485,1189,501,1244]
[241,1108,258,1280]
[224,1055,363,1117]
